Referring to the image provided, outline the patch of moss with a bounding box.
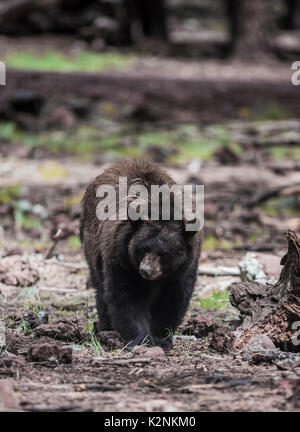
[203,234,219,251]
[39,162,68,180]
[0,122,18,140]
[0,185,22,204]
[219,238,242,250]
[227,141,243,156]
[197,291,230,310]
[173,139,221,162]
[268,146,300,160]
[205,124,230,139]
[203,234,243,251]
[68,235,81,252]
[4,51,136,73]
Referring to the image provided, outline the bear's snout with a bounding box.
[139,253,162,281]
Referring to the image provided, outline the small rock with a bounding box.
[27,343,72,364]
[187,159,203,175]
[0,380,18,411]
[239,252,268,282]
[255,253,282,279]
[247,334,276,351]
[242,335,279,362]
[245,348,296,365]
[133,346,165,358]
[146,346,165,358]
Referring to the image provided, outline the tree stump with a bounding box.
[230,230,300,352]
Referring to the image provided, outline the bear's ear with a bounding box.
[182,217,200,236]
[129,216,143,229]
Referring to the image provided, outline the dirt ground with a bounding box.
[1,34,300,412]
[1,152,300,412]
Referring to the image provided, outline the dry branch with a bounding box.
[92,357,151,366]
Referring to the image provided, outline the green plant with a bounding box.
[197,291,230,311]
[82,331,104,354]
[16,319,33,336]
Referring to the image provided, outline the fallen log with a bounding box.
[230,230,300,352]
[247,183,300,208]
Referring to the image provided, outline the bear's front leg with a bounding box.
[104,268,152,348]
[107,295,151,348]
[150,274,195,350]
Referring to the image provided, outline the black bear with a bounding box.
[80,159,202,349]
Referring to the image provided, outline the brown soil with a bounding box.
[0,156,299,412]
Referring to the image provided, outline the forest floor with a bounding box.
[1,151,300,412]
[1,35,300,412]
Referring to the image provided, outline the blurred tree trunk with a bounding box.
[226,0,274,61]
[281,0,300,29]
[119,0,168,45]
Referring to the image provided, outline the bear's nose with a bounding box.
[140,267,152,279]
[139,253,162,281]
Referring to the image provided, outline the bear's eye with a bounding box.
[160,252,168,259]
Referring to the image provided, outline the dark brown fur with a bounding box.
[80,159,201,349]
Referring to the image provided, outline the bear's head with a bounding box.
[128,219,198,281]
